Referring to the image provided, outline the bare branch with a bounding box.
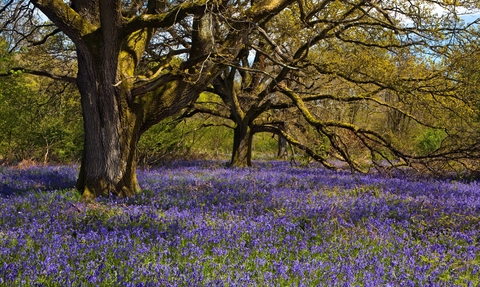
[253,124,335,169]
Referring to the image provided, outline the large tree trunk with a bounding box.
[230,123,253,167]
[70,0,145,200]
[75,47,143,199]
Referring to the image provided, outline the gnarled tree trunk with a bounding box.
[69,2,220,199]
[230,123,253,167]
[75,49,143,199]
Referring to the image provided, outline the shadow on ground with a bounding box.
[0,166,78,196]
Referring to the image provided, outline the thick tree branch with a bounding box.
[0,67,76,83]
[183,102,232,119]
[124,2,203,33]
[278,84,413,168]
[30,0,97,43]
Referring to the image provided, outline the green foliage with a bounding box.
[416,128,446,156]
[137,115,285,164]
[138,115,233,164]
[0,78,83,163]
[188,125,233,158]
[251,133,278,160]
[0,41,83,164]
[0,2,477,170]
[137,118,187,164]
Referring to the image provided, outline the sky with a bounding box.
[460,13,480,25]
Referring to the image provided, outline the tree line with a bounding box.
[1,0,480,199]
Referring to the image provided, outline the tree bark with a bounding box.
[67,0,141,199]
[277,135,288,159]
[74,45,143,199]
[230,123,253,167]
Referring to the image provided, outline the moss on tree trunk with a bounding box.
[74,47,144,199]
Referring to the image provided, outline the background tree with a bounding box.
[182,0,476,171]
[414,24,480,174]
[269,1,480,172]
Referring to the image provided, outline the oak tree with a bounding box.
[184,0,478,170]
[21,0,295,199]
